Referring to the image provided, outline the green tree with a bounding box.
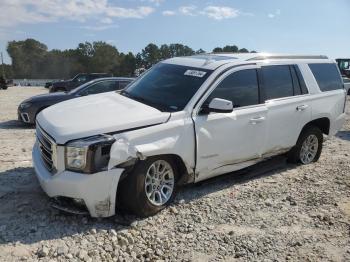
[195,49,206,54]
[141,43,161,68]
[222,45,239,53]
[5,38,256,78]
[168,44,194,57]
[7,39,48,78]
[239,48,249,53]
[114,52,137,76]
[160,44,171,60]
[212,47,223,53]
[90,41,120,74]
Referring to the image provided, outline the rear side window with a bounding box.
[309,63,343,91]
[79,80,118,95]
[262,65,294,100]
[119,81,131,90]
[206,69,259,108]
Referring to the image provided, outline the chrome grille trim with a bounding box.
[36,125,57,173]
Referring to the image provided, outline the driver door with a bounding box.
[193,66,268,181]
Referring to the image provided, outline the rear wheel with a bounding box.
[118,156,178,217]
[287,126,323,164]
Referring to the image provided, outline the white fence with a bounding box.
[13,79,60,87]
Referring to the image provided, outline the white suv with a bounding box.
[33,53,347,217]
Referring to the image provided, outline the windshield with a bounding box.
[121,63,212,112]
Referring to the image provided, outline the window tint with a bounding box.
[262,65,294,100]
[309,63,343,92]
[123,63,212,112]
[206,69,259,108]
[79,81,117,95]
[294,65,308,94]
[290,66,301,96]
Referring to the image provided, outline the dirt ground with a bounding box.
[0,86,349,261]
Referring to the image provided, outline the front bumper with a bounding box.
[33,141,124,217]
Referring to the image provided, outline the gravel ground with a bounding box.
[0,86,350,262]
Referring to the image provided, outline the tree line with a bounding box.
[3,38,256,79]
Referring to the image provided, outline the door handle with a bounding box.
[249,116,266,124]
[296,105,309,111]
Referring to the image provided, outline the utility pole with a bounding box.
[0,52,5,79]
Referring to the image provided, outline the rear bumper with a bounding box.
[330,113,346,136]
[33,141,124,217]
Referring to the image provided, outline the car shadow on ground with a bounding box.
[336,131,350,141]
[0,156,295,246]
[0,120,34,130]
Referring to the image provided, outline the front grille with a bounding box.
[36,126,56,173]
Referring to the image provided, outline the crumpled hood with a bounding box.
[37,92,170,144]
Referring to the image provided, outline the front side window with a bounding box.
[262,65,294,100]
[205,69,259,108]
[309,63,343,92]
[78,80,118,96]
[122,63,212,112]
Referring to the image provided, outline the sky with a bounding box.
[0,0,349,64]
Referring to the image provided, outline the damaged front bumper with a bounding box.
[33,142,124,217]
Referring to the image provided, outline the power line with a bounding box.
[0,52,5,79]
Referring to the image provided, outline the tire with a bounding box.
[287,126,323,164]
[118,156,178,217]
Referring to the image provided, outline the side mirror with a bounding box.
[202,98,233,114]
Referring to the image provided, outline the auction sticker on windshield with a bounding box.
[184,70,207,78]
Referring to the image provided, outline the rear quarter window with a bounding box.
[309,63,343,92]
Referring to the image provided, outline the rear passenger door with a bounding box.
[260,64,312,156]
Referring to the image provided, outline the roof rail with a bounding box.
[247,55,328,61]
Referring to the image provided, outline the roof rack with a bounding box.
[247,55,328,61]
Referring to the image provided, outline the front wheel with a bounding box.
[118,156,178,217]
[287,126,323,164]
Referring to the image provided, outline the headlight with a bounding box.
[19,102,32,109]
[65,135,115,174]
[66,146,88,170]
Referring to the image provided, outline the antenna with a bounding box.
[0,52,5,79]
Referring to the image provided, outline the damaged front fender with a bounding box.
[107,117,196,178]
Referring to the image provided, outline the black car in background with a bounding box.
[18,77,133,124]
[0,76,7,90]
[49,73,113,93]
[44,81,53,89]
[336,59,350,78]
